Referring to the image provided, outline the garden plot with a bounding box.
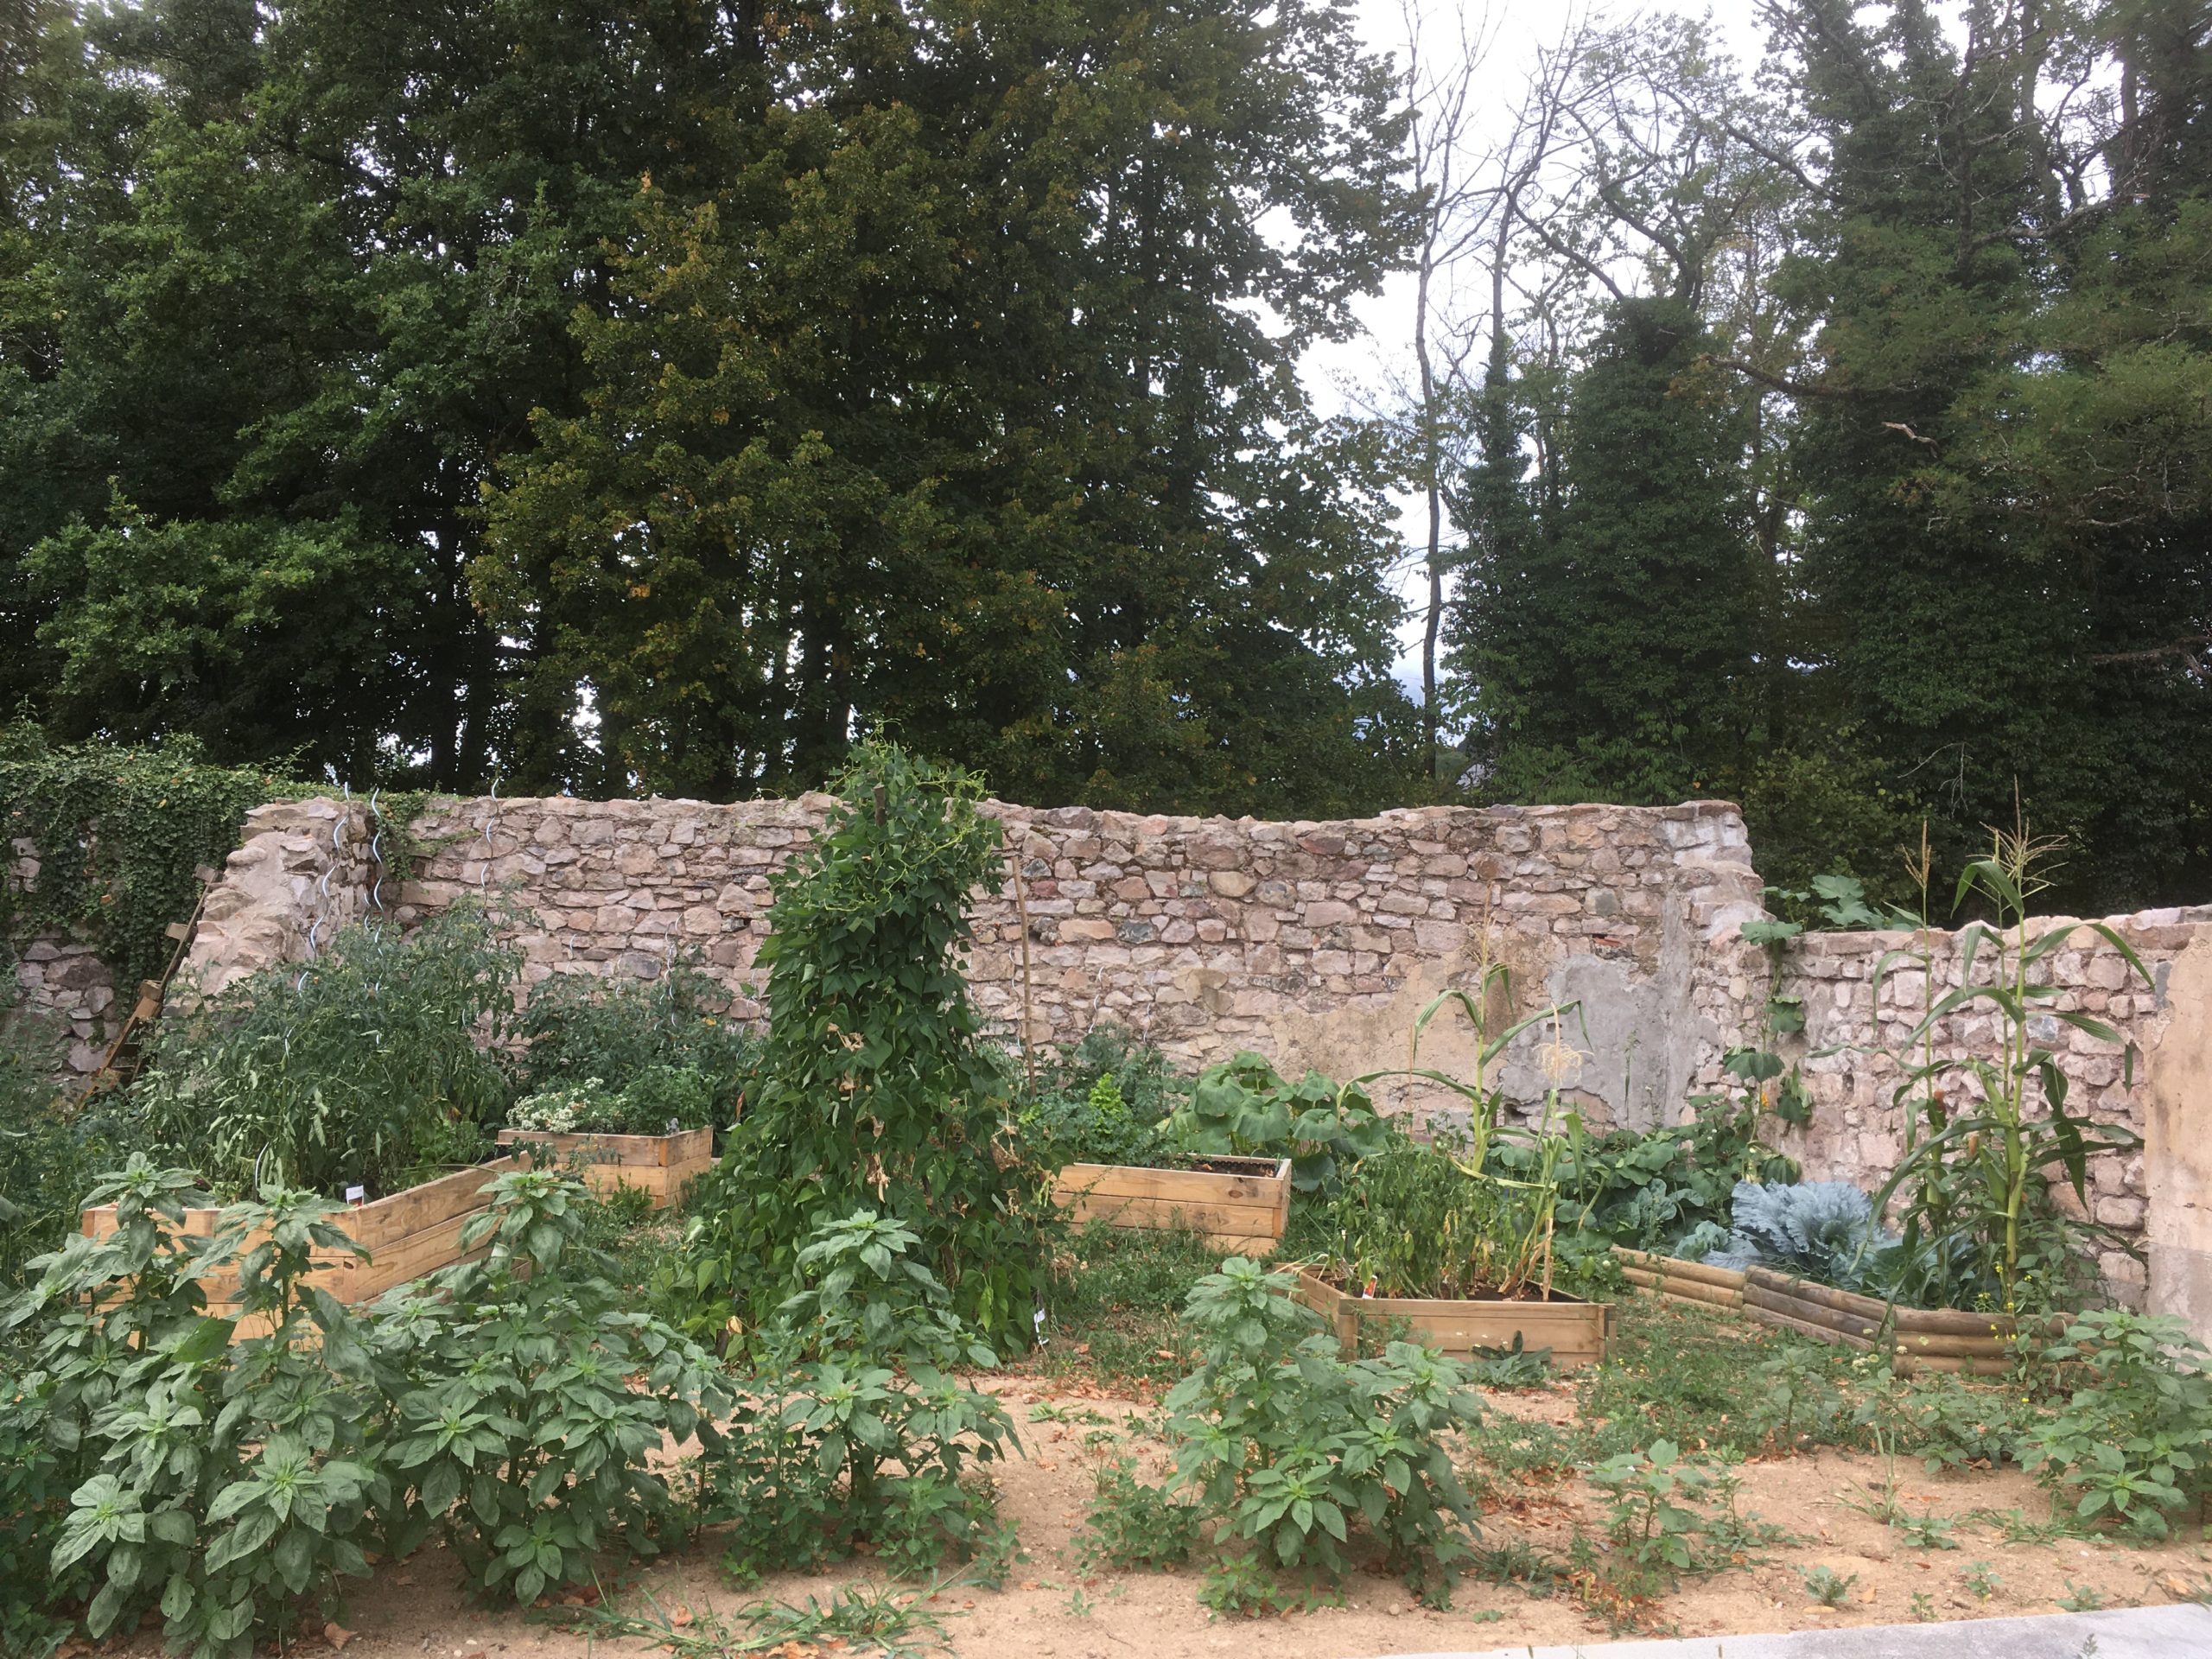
[86,1313,2212,1659]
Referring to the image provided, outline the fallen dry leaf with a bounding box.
[323,1625,354,1652]
[671,1605,695,1628]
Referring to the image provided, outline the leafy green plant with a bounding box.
[1165,1257,1484,1603]
[1198,1551,1315,1618]
[703,1210,1019,1581]
[1465,1336,1554,1389]
[666,746,1048,1350]
[0,729,289,990]
[1961,1559,2002,1600]
[372,1166,732,1605]
[1166,1052,1392,1194]
[1704,1180,1901,1294]
[1580,1438,1781,1586]
[7,1159,388,1656]
[130,901,518,1198]
[0,1351,78,1657]
[0,997,112,1289]
[1078,1457,1204,1571]
[1866,824,2152,1312]
[2021,1310,2212,1537]
[1548,1088,1798,1257]
[2058,1580,2108,1611]
[1798,1565,1859,1606]
[513,957,753,1122]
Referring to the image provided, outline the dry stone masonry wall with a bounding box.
[379,794,1764,1131]
[1700,910,2212,1319]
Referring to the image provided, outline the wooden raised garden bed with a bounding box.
[81,1156,518,1333]
[1614,1247,2042,1376]
[1293,1269,1612,1370]
[1051,1154,1292,1253]
[496,1124,715,1209]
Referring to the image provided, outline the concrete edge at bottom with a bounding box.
[1365,1601,2212,1659]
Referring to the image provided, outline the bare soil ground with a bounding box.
[91,1370,2212,1659]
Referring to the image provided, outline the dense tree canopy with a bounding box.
[2,0,2207,910]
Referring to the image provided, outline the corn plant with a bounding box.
[1865,825,2150,1311]
[1351,970,1583,1299]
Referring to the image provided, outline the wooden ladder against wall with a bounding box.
[86,863,220,1096]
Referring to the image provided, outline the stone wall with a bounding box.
[1703,907,2212,1318]
[181,797,379,998]
[384,794,1766,1130]
[8,934,118,1081]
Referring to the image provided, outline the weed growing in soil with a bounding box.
[2059,1580,2110,1611]
[588,1575,966,1656]
[1897,1511,1962,1550]
[1576,1299,1859,1459]
[1078,1458,1203,1570]
[1798,1565,1859,1606]
[1961,1559,2003,1600]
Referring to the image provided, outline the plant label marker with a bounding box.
[346,1185,365,1206]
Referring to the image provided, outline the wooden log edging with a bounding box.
[1611,1248,2073,1376]
[1611,1245,1746,1310]
[1740,1266,2052,1376]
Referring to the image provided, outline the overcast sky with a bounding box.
[1308,1,1777,689]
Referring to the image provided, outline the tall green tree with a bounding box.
[1768,0,2212,907]
[481,0,1421,814]
[1463,296,1756,802]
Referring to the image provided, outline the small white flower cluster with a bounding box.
[506,1078,621,1134]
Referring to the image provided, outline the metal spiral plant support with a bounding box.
[364,786,388,929]
[478,778,500,896]
[301,782,351,991]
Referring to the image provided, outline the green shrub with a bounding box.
[1015,1022,1186,1169]
[666,746,1048,1351]
[130,903,518,1198]
[506,1063,717,1135]
[2021,1310,2212,1537]
[703,1210,1018,1581]
[374,1166,731,1602]
[1,1157,728,1651]
[0,999,112,1290]
[1165,1052,1393,1194]
[1164,1257,1484,1603]
[8,1160,388,1656]
[513,957,753,1120]
[1320,1139,1499,1299]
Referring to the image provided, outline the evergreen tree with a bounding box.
[1459,296,1754,802]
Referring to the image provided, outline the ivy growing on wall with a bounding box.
[0,728,297,989]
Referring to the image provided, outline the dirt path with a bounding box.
[92,1377,2212,1659]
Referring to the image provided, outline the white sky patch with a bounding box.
[1300,0,1777,694]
